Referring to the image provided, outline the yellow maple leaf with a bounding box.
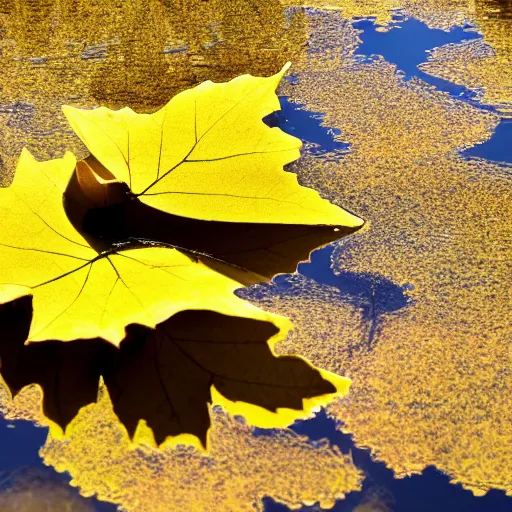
[0,149,291,345]
[63,63,363,228]
[0,65,359,448]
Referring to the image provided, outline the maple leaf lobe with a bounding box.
[63,64,363,227]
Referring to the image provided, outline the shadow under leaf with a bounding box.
[0,297,336,448]
[80,192,359,286]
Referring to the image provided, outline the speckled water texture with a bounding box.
[0,1,511,511]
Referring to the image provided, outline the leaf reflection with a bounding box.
[0,296,345,448]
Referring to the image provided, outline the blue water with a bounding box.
[353,12,511,165]
[0,420,48,471]
[354,13,483,101]
[266,97,350,156]
[0,419,116,510]
[265,411,512,512]
[462,118,512,164]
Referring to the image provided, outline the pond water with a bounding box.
[0,1,510,511]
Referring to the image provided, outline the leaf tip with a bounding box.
[274,62,292,85]
[333,208,365,229]
[281,61,292,74]
[318,369,352,398]
[160,432,209,453]
[62,104,86,125]
[352,214,366,228]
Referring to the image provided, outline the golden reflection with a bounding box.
[247,9,512,496]
[283,0,402,25]
[0,384,362,511]
[421,0,512,115]
[0,0,306,181]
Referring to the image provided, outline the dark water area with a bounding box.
[0,418,117,510]
[352,13,512,165]
[353,13,483,101]
[296,246,411,321]
[267,97,351,156]
[271,246,412,348]
[264,411,512,512]
[0,419,47,471]
[462,118,512,164]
